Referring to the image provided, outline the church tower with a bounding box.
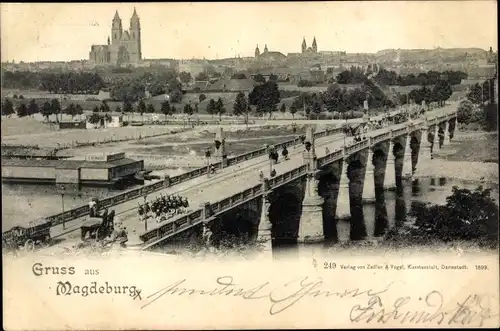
[302,37,307,53]
[264,44,268,53]
[312,37,317,53]
[255,44,260,58]
[129,7,142,62]
[111,10,122,45]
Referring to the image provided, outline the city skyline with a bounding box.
[1,1,497,63]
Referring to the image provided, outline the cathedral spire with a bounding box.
[132,7,139,19]
[312,36,317,53]
[113,10,121,21]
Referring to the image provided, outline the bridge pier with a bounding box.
[443,121,451,146]
[214,127,227,168]
[419,126,432,164]
[384,141,396,190]
[362,148,376,203]
[336,159,350,220]
[257,191,272,251]
[402,135,413,178]
[298,171,324,243]
[432,126,440,158]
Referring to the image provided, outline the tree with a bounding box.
[457,99,475,124]
[199,94,206,103]
[183,104,194,117]
[170,105,177,116]
[231,73,247,79]
[41,101,52,121]
[297,80,314,87]
[179,71,192,85]
[64,103,76,118]
[269,74,278,81]
[88,113,102,127]
[432,80,452,106]
[289,103,297,119]
[215,98,225,121]
[16,103,28,117]
[252,74,266,84]
[195,72,209,81]
[1,99,15,117]
[207,99,216,117]
[248,81,280,119]
[100,101,110,112]
[92,106,99,113]
[50,98,61,122]
[305,107,311,119]
[160,100,171,119]
[387,186,498,248]
[27,99,39,117]
[312,101,322,117]
[233,92,247,116]
[169,89,183,103]
[137,100,146,114]
[75,104,84,120]
[467,83,485,105]
[279,103,287,114]
[146,103,156,114]
[137,100,147,122]
[123,100,134,114]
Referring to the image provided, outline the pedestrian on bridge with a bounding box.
[282,146,289,160]
[325,147,330,155]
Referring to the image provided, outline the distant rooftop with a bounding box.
[2,157,138,170]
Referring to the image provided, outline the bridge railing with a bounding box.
[41,107,459,230]
[345,139,370,155]
[141,165,311,247]
[371,131,392,145]
[41,125,346,228]
[139,108,459,247]
[317,149,343,168]
[391,126,408,138]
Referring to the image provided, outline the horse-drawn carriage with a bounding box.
[2,219,52,252]
[80,209,115,241]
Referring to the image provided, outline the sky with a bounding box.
[1,1,497,62]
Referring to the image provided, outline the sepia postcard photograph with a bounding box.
[1,1,499,329]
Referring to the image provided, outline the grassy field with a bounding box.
[1,117,57,136]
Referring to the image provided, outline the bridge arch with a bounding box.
[213,206,260,247]
[269,181,304,244]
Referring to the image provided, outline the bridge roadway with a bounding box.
[51,128,354,241]
[137,102,459,248]
[45,110,405,239]
[47,103,456,246]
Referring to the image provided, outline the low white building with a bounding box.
[85,112,123,129]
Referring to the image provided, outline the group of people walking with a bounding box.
[138,194,189,223]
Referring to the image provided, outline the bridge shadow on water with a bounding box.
[155,176,460,256]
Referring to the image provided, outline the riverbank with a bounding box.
[415,131,498,184]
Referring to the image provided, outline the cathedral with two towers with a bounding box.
[89,8,142,65]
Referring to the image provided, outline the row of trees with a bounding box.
[374,69,467,86]
[1,98,70,121]
[457,79,497,131]
[400,79,453,107]
[2,71,106,94]
[335,66,368,84]
[466,81,494,105]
